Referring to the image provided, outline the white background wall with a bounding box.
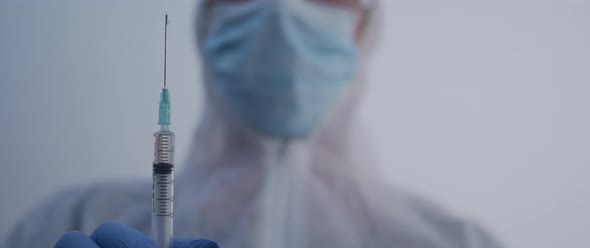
[1,0,588,247]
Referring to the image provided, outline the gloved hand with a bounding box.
[54,222,218,248]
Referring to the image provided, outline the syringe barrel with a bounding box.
[153,129,175,164]
[153,129,175,248]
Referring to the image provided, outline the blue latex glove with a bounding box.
[54,222,218,248]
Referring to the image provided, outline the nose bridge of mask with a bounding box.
[269,1,360,78]
[205,0,358,42]
[279,0,358,39]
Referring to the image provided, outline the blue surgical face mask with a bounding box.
[201,1,359,138]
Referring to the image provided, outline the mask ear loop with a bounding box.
[356,0,380,54]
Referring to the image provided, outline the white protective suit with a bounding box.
[5,1,504,247]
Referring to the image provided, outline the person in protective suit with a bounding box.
[6,0,504,247]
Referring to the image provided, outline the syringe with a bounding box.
[152,14,174,248]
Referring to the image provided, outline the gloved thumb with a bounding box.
[172,238,219,248]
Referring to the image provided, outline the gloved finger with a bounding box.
[173,238,219,248]
[54,230,100,248]
[90,222,156,248]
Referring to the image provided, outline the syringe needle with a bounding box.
[164,14,169,87]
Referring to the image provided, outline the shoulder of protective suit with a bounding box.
[4,181,151,248]
[367,185,505,248]
[409,194,504,248]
